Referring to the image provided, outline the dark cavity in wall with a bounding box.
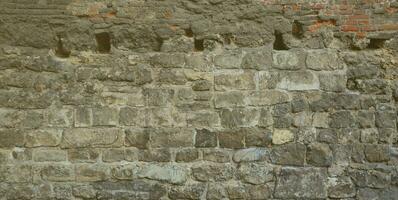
[55,37,71,58]
[95,32,111,53]
[194,39,204,51]
[185,28,194,38]
[367,38,386,49]
[292,20,304,38]
[273,31,289,50]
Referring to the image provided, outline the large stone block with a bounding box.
[214,71,255,91]
[138,164,188,185]
[276,71,320,91]
[214,50,243,69]
[238,163,274,184]
[270,143,306,166]
[219,108,259,128]
[0,129,24,148]
[25,129,62,147]
[247,90,290,106]
[149,128,194,148]
[191,163,235,182]
[61,128,124,148]
[275,167,328,198]
[272,50,304,70]
[306,49,343,71]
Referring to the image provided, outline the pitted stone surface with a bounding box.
[1,0,398,199]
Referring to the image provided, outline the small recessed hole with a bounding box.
[292,20,304,38]
[367,38,386,49]
[185,28,194,37]
[194,39,204,51]
[55,37,71,58]
[273,31,289,50]
[95,32,111,53]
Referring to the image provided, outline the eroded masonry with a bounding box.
[1,0,398,199]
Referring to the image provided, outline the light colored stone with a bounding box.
[25,129,63,147]
[138,164,188,184]
[272,129,294,144]
[233,148,268,162]
[272,50,301,70]
[306,49,343,71]
[61,128,124,148]
[276,71,319,91]
[248,90,290,106]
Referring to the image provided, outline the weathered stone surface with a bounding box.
[276,71,320,91]
[238,163,274,184]
[214,71,255,91]
[0,165,32,183]
[75,164,109,182]
[0,129,24,148]
[328,177,356,198]
[33,149,67,162]
[138,164,188,184]
[272,129,294,144]
[195,129,217,148]
[149,128,194,148]
[233,148,268,162]
[192,163,235,182]
[306,143,333,167]
[175,148,199,162]
[364,144,390,162]
[270,144,306,166]
[319,72,347,92]
[25,129,62,147]
[248,90,290,106]
[1,1,397,197]
[272,50,303,70]
[214,50,243,69]
[39,164,74,182]
[61,128,124,148]
[219,108,259,128]
[306,49,342,71]
[275,167,328,199]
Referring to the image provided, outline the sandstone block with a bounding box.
[276,71,320,91]
[272,129,294,144]
[138,164,188,184]
[61,128,124,148]
[306,49,342,71]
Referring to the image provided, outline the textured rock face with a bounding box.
[1,0,398,199]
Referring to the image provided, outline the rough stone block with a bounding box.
[138,164,188,184]
[191,163,235,182]
[238,163,274,184]
[276,71,320,91]
[319,72,347,92]
[219,108,259,128]
[33,149,67,162]
[75,164,109,182]
[61,128,124,148]
[195,129,217,148]
[272,129,294,144]
[92,107,119,126]
[270,144,306,166]
[275,167,327,198]
[214,50,243,69]
[25,129,62,147]
[233,148,268,162]
[0,129,24,148]
[272,50,303,70]
[214,71,255,91]
[306,49,342,71]
[149,128,194,148]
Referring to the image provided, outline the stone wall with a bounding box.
[1,0,398,199]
